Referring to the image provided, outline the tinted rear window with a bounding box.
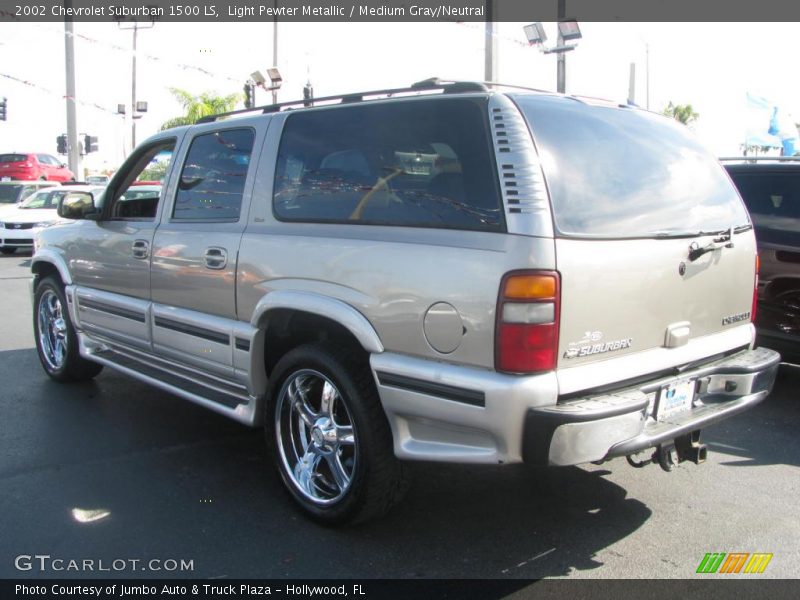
[514,95,749,238]
[727,170,799,246]
[0,185,23,203]
[273,98,503,232]
[0,154,27,163]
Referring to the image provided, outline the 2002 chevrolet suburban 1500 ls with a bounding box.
[31,79,780,524]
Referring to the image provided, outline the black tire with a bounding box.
[265,342,407,525]
[33,276,103,382]
[0,248,15,255]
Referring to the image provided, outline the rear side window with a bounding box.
[514,95,749,238]
[0,185,24,203]
[273,98,503,232]
[0,154,26,163]
[727,170,799,245]
[173,128,255,221]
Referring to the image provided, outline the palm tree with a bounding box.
[663,102,699,126]
[160,88,240,130]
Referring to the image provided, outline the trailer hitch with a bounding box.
[626,431,707,472]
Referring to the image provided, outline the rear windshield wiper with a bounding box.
[652,224,752,240]
[687,225,751,261]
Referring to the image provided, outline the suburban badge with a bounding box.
[563,331,633,359]
[722,312,751,326]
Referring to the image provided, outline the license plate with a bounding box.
[0,177,10,182]
[656,379,696,420]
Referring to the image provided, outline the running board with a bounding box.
[78,333,261,426]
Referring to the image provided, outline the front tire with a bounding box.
[266,343,407,525]
[33,276,103,382]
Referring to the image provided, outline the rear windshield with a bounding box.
[0,154,27,163]
[727,170,799,246]
[514,95,749,238]
[0,185,23,203]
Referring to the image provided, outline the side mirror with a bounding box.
[60,163,68,168]
[58,192,100,220]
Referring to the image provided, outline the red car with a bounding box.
[0,153,76,182]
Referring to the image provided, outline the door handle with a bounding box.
[132,239,149,259]
[204,247,228,270]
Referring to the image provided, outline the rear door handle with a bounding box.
[204,247,228,270]
[132,239,149,259]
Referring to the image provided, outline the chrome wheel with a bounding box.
[275,369,357,505]
[37,289,68,371]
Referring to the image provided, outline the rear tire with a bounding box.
[265,342,407,525]
[33,276,103,382]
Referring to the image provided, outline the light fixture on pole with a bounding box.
[116,9,157,153]
[523,18,582,94]
[250,68,283,105]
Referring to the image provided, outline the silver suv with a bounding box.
[31,80,780,524]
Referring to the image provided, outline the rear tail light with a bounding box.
[495,271,560,374]
[751,254,759,323]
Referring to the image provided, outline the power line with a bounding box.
[0,72,119,115]
[30,23,243,85]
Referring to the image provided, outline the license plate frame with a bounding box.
[0,176,10,182]
[656,379,696,420]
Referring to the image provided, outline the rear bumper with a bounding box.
[522,346,781,466]
[0,171,36,180]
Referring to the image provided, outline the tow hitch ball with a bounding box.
[626,431,707,472]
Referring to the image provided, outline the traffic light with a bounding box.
[303,83,314,107]
[243,81,255,109]
[56,134,68,155]
[0,97,6,121]
[84,134,99,153]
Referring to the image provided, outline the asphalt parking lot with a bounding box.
[1,252,798,580]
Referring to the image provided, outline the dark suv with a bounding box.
[724,158,800,360]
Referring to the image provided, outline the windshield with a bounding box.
[20,190,59,209]
[513,95,750,238]
[0,185,24,204]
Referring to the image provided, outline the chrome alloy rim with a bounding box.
[275,369,357,505]
[37,290,68,371]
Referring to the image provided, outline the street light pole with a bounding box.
[556,0,566,93]
[118,17,153,154]
[484,0,497,82]
[64,0,81,177]
[272,1,278,105]
[131,24,137,149]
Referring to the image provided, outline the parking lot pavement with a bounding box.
[1,253,798,579]
[0,253,34,350]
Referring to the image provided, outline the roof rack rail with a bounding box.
[480,81,552,94]
[196,78,490,124]
[719,156,800,162]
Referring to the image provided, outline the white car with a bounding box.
[0,185,103,255]
[0,180,60,216]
